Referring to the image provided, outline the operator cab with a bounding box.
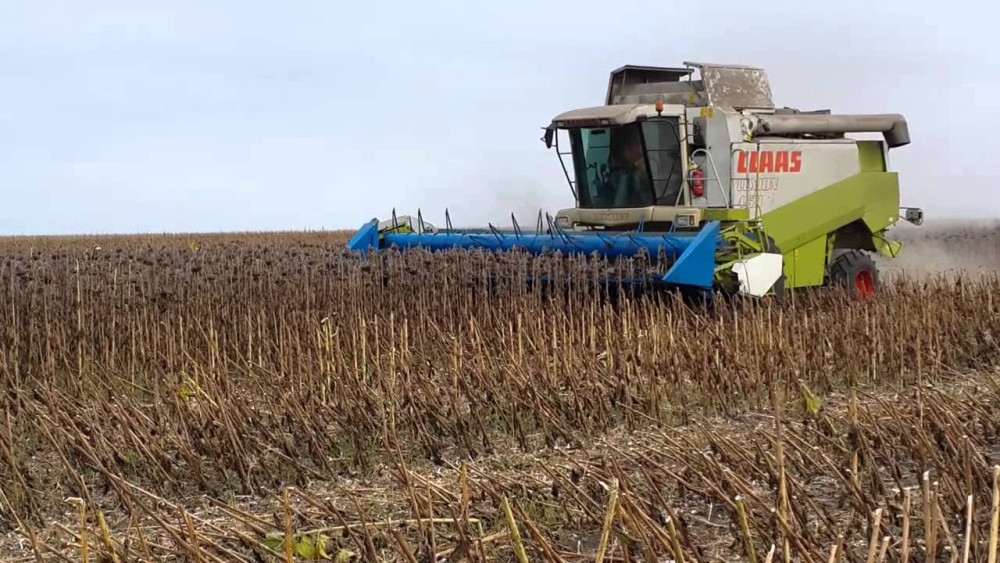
[566,116,684,208]
[543,101,705,231]
[541,62,776,232]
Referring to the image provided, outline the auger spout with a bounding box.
[347,219,722,289]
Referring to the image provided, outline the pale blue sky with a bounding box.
[0,1,995,235]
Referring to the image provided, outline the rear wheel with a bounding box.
[828,249,878,299]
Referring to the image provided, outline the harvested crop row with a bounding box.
[0,237,998,561]
[11,370,1000,562]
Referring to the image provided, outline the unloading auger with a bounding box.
[348,61,924,300]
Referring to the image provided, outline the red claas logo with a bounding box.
[736,150,802,174]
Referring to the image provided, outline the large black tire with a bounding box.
[828,249,878,299]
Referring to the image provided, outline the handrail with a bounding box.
[686,148,730,208]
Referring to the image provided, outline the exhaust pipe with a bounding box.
[752,113,910,148]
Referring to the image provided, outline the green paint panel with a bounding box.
[785,234,828,287]
[704,208,749,222]
[761,171,899,251]
[760,171,901,288]
[857,141,886,172]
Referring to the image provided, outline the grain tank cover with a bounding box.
[605,62,775,110]
[686,62,774,109]
[605,65,698,106]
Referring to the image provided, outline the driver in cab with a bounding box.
[608,130,655,207]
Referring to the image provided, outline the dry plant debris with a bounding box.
[0,228,998,562]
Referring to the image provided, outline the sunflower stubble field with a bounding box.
[1,221,1000,562]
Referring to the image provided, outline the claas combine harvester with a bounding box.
[347,61,924,300]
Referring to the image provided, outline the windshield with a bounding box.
[567,119,683,209]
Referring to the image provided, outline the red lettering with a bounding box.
[774,151,789,173]
[789,151,802,173]
[758,151,773,173]
[736,150,803,174]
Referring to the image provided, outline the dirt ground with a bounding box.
[875,218,1000,280]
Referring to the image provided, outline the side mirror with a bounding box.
[901,207,924,226]
[542,127,554,149]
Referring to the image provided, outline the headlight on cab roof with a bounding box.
[554,216,571,229]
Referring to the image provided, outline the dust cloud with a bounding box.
[876,219,1000,281]
[437,176,566,230]
[483,183,559,229]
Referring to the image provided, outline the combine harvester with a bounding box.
[348,61,924,300]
